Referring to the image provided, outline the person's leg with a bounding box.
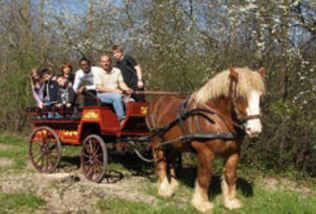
[112,93,125,120]
[97,93,125,120]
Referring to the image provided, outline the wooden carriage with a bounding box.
[26,96,149,183]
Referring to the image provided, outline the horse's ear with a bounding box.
[258,67,266,77]
[229,67,238,81]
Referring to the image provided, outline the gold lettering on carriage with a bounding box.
[63,131,78,137]
[83,111,99,120]
[140,106,148,115]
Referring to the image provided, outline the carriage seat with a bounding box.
[26,105,81,121]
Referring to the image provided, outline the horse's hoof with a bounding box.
[157,177,174,197]
[191,200,214,213]
[224,198,243,210]
[170,178,179,191]
[157,188,174,197]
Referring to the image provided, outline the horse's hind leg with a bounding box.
[167,149,179,194]
[222,153,243,210]
[191,148,214,213]
[153,139,174,197]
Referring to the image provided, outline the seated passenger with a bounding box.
[73,57,100,105]
[94,54,133,123]
[112,45,145,101]
[73,57,99,94]
[60,63,75,85]
[56,75,76,108]
[41,68,59,107]
[41,68,61,119]
[31,68,44,109]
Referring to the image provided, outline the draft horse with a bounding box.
[146,67,266,213]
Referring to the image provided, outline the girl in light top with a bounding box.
[31,68,44,108]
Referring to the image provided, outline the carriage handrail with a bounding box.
[133,90,189,96]
[83,90,188,106]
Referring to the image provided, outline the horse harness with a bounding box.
[147,76,262,150]
[146,100,244,152]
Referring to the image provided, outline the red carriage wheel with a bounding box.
[29,126,62,173]
[81,134,108,183]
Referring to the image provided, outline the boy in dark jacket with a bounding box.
[41,68,59,106]
[41,68,61,119]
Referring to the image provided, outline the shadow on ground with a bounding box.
[58,149,154,183]
[178,166,253,198]
[58,150,253,199]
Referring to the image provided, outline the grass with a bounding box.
[1,133,316,213]
[0,192,45,214]
[225,187,316,214]
[96,184,316,214]
[96,196,197,214]
[0,134,28,170]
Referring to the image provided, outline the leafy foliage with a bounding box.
[0,0,315,174]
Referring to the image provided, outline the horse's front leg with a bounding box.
[222,153,243,210]
[191,146,214,213]
[153,140,174,197]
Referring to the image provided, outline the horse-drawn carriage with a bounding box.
[26,67,266,213]
[26,94,150,183]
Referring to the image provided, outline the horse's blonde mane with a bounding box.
[190,67,265,104]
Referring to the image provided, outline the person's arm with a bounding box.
[72,71,81,93]
[57,88,62,104]
[32,86,43,108]
[134,64,144,88]
[117,67,132,93]
[86,84,96,91]
[51,81,60,103]
[85,67,98,91]
[126,55,144,88]
[96,84,122,93]
[119,81,133,93]
[68,87,76,104]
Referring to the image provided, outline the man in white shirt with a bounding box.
[94,54,132,122]
[73,57,100,94]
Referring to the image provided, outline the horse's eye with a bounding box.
[238,96,245,101]
[260,96,264,105]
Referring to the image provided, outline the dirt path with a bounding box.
[0,162,157,213]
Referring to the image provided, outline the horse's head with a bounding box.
[229,67,266,138]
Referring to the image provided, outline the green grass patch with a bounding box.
[221,186,316,214]
[0,192,45,214]
[96,196,197,214]
[109,162,127,171]
[62,145,81,156]
[97,184,316,214]
[0,134,28,145]
[0,134,28,170]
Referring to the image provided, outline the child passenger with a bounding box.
[41,68,59,107]
[56,75,76,108]
[60,63,75,84]
[41,68,62,119]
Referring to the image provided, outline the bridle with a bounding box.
[229,76,261,124]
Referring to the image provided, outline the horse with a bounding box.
[146,67,266,213]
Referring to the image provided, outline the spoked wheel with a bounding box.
[29,126,62,173]
[81,134,108,183]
